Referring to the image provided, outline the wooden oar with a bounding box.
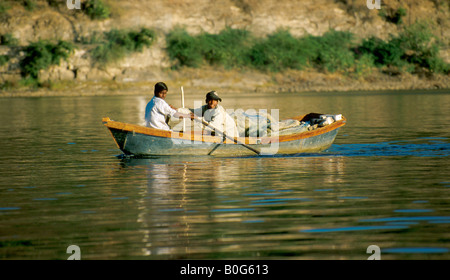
[207,138,225,156]
[181,86,186,132]
[193,117,260,155]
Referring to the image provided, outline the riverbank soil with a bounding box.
[1,66,449,97]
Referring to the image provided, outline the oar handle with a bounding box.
[181,86,186,131]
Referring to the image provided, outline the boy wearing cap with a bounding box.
[196,91,239,138]
[145,82,194,130]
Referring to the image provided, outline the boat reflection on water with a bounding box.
[117,154,347,258]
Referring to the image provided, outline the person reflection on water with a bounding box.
[196,91,239,138]
[145,82,194,131]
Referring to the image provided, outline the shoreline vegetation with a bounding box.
[0,0,449,97]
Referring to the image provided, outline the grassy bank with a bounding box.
[1,65,449,98]
[166,22,449,77]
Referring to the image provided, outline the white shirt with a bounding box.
[145,96,177,130]
[202,105,239,138]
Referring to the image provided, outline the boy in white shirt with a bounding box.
[145,82,193,130]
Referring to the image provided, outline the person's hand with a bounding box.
[203,130,215,136]
[178,113,193,120]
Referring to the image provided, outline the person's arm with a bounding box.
[160,100,190,119]
[173,111,195,119]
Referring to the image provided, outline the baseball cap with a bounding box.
[206,91,222,102]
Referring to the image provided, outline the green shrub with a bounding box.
[22,0,36,11]
[167,27,253,68]
[79,31,103,44]
[46,0,62,8]
[167,28,357,72]
[354,53,375,77]
[19,77,40,88]
[198,28,253,68]
[248,29,356,72]
[0,55,9,66]
[248,29,310,71]
[129,28,156,51]
[312,30,356,72]
[357,22,449,74]
[20,40,75,79]
[0,2,11,14]
[379,7,407,25]
[83,0,110,20]
[357,36,404,67]
[0,33,19,46]
[0,80,15,90]
[165,25,449,75]
[397,22,449,73]
[91,28,156,65]
[166,28,203,68]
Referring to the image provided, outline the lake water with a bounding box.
[1,89,449,260]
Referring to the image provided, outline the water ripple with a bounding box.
[382,247,449,254]
[300,225,409,233]
[361,216,450,223]
[328,138,450,157]
[393,209,434,213]
[0,207,21,211]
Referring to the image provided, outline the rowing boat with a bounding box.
[102,113,346,157]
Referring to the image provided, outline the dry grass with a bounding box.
[2,66,448,98]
